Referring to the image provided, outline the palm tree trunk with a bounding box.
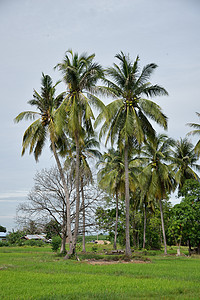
[124,142,132,256]
[132,218,136,248]
[50,137,73,255]
[81,177,86,253]
[60,219,67,253]
[73,132,80,252]
[137,230,140,248]
[159,199,167,255]
[114,191,119,250]
[143,202,147,249]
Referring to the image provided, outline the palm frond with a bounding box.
[14,111,40,123]
[194,139,200,156]
[136,63,157,87]
[139,98,168,129]
[15,73,66,162]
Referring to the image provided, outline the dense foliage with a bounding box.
[168,179,200,254]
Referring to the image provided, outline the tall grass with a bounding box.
[0,246,200,299]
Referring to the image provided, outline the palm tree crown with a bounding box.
[97,148,124,194]
[14,74,65,161]
[55,49,105,137]
[96,51,168,146]
[172,137,200,189]
[187,112,200,156]
[141,134,176,201]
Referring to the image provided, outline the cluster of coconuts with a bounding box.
[123,96,138,109]
[42,113,50,126]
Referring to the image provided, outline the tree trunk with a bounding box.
[114,191,119,250]
[50,137,73,255]
[188,239,192,256]
[132,226,136,247]
[124,143,132,256]
[60,232,66,253]
[160,225,162,244]
[176,241,181,256]
[143,202,147,249]
[60,220,67,254]
[73,133,80,252]
[159,199,167,255]
[81,177,86,253]
[137,230,140,249]
[198,241,200,255]
[132,211,136,248]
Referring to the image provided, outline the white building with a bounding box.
[0,232,8,241]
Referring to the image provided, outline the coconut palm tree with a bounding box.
[14,74,73,253]
[187,112,200,156]
[55,50,105,251]
[140,133,176,254]
[97,148,125,250]
[95,52,168,256]
[97,148,144,250]
[172,137,200,191]
[66,132,101,252]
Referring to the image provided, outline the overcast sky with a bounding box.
[0,0,200,231]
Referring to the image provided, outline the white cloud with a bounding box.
[0,215,16,219]
[0,191,28,200]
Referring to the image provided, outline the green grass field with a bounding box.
[0,246,200,299]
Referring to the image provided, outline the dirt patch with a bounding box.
[0,264,14,270]
[83,259,150,265]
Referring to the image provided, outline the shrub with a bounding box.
[76,243,81,251]
[104,255,120,261]
[142,248,148,256]
[91,245,98,252]
[24,240,44,247]
[0,241,9,247]
[7,231,25,245]
[51,236,61,252]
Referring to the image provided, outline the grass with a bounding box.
[0,245,200,299]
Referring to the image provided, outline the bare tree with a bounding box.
[17,166,105,253]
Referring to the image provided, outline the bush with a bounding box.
[24,240,44,247]
[0,241,9,247]
[7,231,25,245]
[51,236,61,252]
[91,245,98,252]
[76,243,81,251]
[104,255,120,261]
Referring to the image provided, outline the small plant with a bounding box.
[76,243,81,252]
[104,255,120,261]
[51,236,61,252]
[142,248,148,256]
[91,245,98,252]
[0,241,9,247]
